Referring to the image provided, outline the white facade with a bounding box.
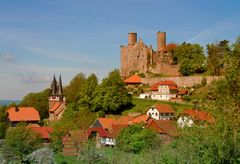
[177,116,194,128]
[151,85,177,101]
[100,137,115,146]
[147,107,174,120]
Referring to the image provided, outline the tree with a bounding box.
[64,73,86,104]
[0,106,7,139]
[207,40,231,75]
[93,69,132,114]
[78,74,98,111]
[162,37,240,163]
[116,124,157,153]
[3,124,42,162]
[20,89,51,119]
[171,43,206,76]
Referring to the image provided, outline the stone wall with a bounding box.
[142,76,223,87]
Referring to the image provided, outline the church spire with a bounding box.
[58,74,63,95]
[51,75,58,95]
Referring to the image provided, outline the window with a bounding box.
[155,113,158,116]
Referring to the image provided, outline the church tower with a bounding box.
[49,75,66,121]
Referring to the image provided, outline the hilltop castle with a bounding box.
[120,31,180,79]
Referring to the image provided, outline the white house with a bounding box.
[177,109,213,128]
[147,104,175,120]
[150,80,178,101]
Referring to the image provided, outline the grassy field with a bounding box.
[122,97,193,116]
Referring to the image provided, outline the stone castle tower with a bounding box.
[120,31,180,79]
[49,75,66,121]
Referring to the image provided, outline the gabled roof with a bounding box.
[87,127,111,138]
[124,74,142,84]
[30,126,53,139]
[115,116,135,125]
[7,107,40,122]
[49,102,62,112]
[154,104,175,114]
[147,120,177,136]
[111,124,128,138]
[151,80,177,91]
[130,114,151,124]
[183,109,213,123]
[98,118,116,130]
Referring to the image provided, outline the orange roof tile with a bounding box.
[151,80,177,91]
[115,116,135,125]
[155,104,175,114]
[98,118,116,130]
[30,126,53,139]
[183,109,213,123]
[131,115,150,124]
[7,107,40,122]
[147,120,177,136]
[124,74,142,84]
[111,124,128,138]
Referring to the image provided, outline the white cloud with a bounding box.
[0,53,16,62]
[17,72,50,84]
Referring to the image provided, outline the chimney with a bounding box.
[15,106,19,112]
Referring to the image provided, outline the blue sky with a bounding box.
[0,0,239,100]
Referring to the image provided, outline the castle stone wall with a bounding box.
[142,76,223,87]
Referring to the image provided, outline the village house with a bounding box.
[49,75,66,121]
[146,119,177,144]
[87,127,115,148]
[7,106,40,126]
[150,80,179,101]
[89,115,152,147]
[177,109,213,128]
[147,104,175,120]
[29,126,53,144]
[124,74,142,88]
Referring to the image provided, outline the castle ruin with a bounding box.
[120,31,180,79]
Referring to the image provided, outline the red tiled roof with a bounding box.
[7,107,40,122]
[111,124,128,138]
[155,104,175,114]
[30,127,53,139]
[131,115,151,124]
[151,80,177,91]
[178,89,188,95]
[98,118,116,130]
[115,116,135,125]
[183,109,213,123]
[147,120,177,136]
[87,127,111,138]
[124,74,142,84]
[49,102,62,112]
